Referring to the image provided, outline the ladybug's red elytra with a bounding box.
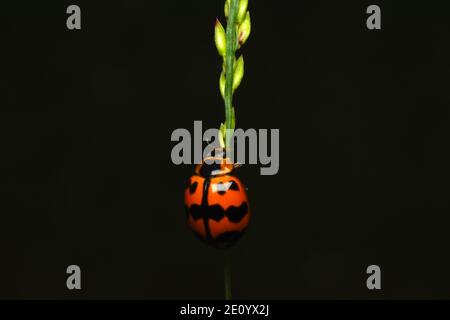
[184,156,251,248]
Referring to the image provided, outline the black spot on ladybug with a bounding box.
[189,181,198,194]
[189,204,213,221]
[187,202,248,223]
[229,180,240,191]
[208,205,226,221]
[216,180,240,195]
[185,178,191,189]
[226,202,248,223]
[188,204,222,222]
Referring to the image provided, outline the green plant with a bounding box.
[216,0,251,150]
[214,0,252,300]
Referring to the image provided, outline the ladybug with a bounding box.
[184,156,251,248]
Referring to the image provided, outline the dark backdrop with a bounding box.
[1,1,449,299]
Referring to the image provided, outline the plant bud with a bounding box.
[215,19,227,57]
[219,71,226,98]
[224,0,230,18]
[237,0,249,24]
[231,106,236,129]
[219,123,226,148]
[233,55,244,90]
[238,12,251,46]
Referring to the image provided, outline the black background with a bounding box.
[1,1,450,299]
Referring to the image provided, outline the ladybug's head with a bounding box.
[195,156,234,178]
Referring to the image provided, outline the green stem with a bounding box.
[224,251,232,300]
[223,0,239,300]
[224,0,239,149]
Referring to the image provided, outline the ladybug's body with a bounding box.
[184,158,250,248]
